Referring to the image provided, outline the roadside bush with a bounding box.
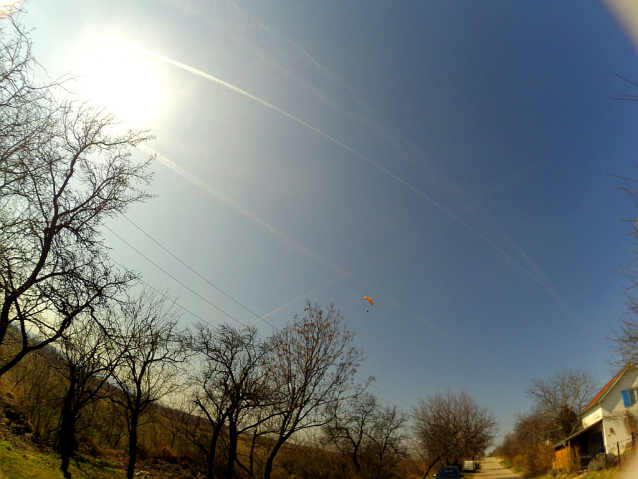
[587,454,605,473]
[523,444,553,477]
[156,446,178,464]
[511,454,525,470]
[136,442,150,460]
[78,435,102,457]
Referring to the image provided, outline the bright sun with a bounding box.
[73,37,163,128]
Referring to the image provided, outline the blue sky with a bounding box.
[20,0,638,442]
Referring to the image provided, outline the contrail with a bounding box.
[354,279,457,341]
[139,144,339,271]
[250,274,349,325]
[260,272,458,339]
[122,37,587,325]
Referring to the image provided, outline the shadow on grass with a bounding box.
[68,455,120,478]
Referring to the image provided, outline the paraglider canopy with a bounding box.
[363,296,373,313]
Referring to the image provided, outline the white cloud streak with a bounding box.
[124,37,588,325]
[139,144,337,270]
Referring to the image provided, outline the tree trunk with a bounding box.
[422,452,446,479]
[206,420,225,479]
[226,418,238,479]
[59,371,77,474]
[59,413,75,473]
[352,443,361,474]
[127,409,140,479]
[263,438,286,479]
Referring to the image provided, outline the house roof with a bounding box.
[580,364,630,415]
[552,419,603,449]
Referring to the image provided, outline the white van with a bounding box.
[463,461,476,472]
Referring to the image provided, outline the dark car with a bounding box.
[434,466,464,478]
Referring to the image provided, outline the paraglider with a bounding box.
[364,296,373,312]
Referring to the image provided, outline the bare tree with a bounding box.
[324,390,378,476]
[611,162,638,365]
[161,396,196,449]
[525,368,598,439]
[511,409,555,450]
[610,297,638,366]
[325,389,407,479]
[50,307,122,476]
[366,404,408,479]
[260,301,363,479]
[0,17,59,187]
[109,289,187,479]
[413,390,496,476]
[0,19,154,378]
[493,410,554,476]
[190,323,272,479]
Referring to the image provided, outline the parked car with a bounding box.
[434,466,464,478]
[463,461,476,472]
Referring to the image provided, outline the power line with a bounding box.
[104,224,250,329]
[106,222,414,414]
[110,258,222,332]
[365,380,414,411]
[122,214,273,327]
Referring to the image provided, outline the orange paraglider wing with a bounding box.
[363,296,373,306]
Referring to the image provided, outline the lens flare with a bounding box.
[73,37,163,127]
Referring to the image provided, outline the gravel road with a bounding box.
[477,457,520,479]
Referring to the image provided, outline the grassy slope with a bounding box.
[536,471,622,479]
[498,459,624,479]
[0,442,126,479]
[499,460,524,475]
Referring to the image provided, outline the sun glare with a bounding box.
[73,37,163,128]
[0,0,22,19]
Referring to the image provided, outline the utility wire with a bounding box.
[104,224,249,329]
[122,214,273,327]
[111,258,221,331]
[366,381,414,410]
[106,223,414,414]
[117,253,414,413]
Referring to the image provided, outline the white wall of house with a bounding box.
[582,407,603,428]
[592,368,638,450]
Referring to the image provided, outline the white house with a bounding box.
[554,364,638,464]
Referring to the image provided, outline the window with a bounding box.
[622,388,638,407]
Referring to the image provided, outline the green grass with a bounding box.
[0,441,126,479]
[581,471,621,479]
[499,463,623,479]
[499,460,524,474]
[535,470,622,479]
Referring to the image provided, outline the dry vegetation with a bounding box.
[0,340,423,479]
[0,12,497,479]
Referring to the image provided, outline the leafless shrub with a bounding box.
[109,289,187,479]
[324,388,408,479]
[259,301,363,479]
[412,389,496,475]
[0,17,154,378]
[525,368,597,439]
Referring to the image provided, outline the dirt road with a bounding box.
[478,457,520,479]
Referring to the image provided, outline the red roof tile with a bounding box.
[581,368,624,414]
